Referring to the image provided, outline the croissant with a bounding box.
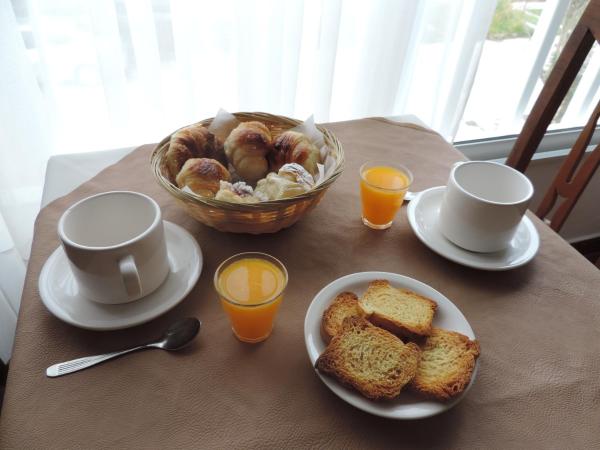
[269,131,320,175]
[224,121,272,185]
[166,123,226,179]
[175,158,231,197]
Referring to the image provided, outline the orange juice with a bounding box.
[215,253,287,343]
[360,164,412,229]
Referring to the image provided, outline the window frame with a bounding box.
[454,125,600,161]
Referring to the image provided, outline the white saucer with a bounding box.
[39,221,203,330]
[407,186,539,271]
[304,271,478,420]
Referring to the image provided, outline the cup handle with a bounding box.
[118,255,142,299]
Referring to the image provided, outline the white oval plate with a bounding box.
[407,186,539,271]
[39,221,202,330]
[304,271,478,420]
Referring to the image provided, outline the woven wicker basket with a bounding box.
[151,112,344,234]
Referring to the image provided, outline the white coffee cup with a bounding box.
[58,191,170,304]
[438,161,534,253]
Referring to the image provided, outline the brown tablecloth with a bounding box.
[2,118,600,449]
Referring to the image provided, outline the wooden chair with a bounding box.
[506,0,600,233]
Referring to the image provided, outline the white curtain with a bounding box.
[0,0,497,360]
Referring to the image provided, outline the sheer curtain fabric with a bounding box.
[0,0,497,361]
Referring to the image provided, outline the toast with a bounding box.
[410,328,480,401]
[320,292,364,343]
[315,316,421,400]
[358,280,437,338]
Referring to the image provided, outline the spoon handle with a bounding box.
[46,345,148,377]
[404,190,421,203]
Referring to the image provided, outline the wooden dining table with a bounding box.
[1,118,600,449]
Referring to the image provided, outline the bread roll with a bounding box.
[224,121,272,185]
[315,316,421,400]
[176,158,230,197]
[321,292,363,344]
[270,131,320,175]
[358,280,437,339]
[410,328,480,401]
[166,123,226,179]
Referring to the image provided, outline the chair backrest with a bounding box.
[506,0,600,232]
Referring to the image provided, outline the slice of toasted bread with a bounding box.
[320,292,364,343]
[358,280,437,339]
[315,316,421,400]
[410,328,480,401]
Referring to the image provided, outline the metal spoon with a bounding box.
[46,317,201,378]
[404,190,421,202]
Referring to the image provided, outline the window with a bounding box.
[456,0,599,142]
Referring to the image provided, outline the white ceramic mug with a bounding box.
[58,191,170,304]
[438,161,534,253]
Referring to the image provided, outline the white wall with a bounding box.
[524,151,600,242]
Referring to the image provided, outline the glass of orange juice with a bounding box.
[359,161,413,229]
[214,252,288,343]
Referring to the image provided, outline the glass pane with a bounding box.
[456,0,598,141]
